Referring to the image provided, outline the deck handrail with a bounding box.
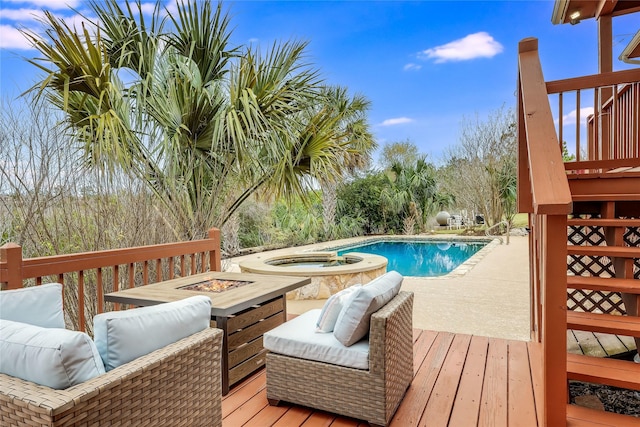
[517,38,573,215]
[517,37,570,427]
[545,68,640,94]
[0,228,221,332]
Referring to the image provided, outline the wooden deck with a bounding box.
[568,330,637,358]
[222,329,542,426]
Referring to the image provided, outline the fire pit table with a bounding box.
[104,271,310,394]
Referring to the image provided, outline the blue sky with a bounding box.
[1,1,638,163]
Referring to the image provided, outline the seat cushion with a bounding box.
[316,285,361,333]
[333,271,403,346]
[264,309,370,369]
[0,283,65,328]
[93,295,211,371]
[0,319,105,389]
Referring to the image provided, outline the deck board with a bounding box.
[222,329,543,426]
[568,329,637,357]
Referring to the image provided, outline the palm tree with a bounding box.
[23,0,375,240]
[380,157,437,234]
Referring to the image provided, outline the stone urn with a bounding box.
[435,211,451,226]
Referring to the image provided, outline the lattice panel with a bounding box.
[566,224,640,316]
[624,227,640,279]
[567,288,626,314]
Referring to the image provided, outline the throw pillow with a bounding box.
[316,285,361,333]
[333,271,403,346]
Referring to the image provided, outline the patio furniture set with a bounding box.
[0,270,413,426]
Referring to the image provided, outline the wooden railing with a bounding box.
[0,228,221,333]
[517,38,573,427]
[546,68,640,164]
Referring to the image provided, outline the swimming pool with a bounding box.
[336,239,487,277]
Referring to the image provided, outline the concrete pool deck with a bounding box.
[226,235,531,341]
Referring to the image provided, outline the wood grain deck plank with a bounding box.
[507,341,538,427]
[300,411,337,427]
[567,330,583,354]
[222,370,265,417]
[593,332,630,356]
[527,342,544,427]
[421,334,473,427]
[411,329,439,376]
[222,387,269,426]
[478,338,508,427]
[391,331,455,426]
[573,330,607,357]
[271,406,313,427]
[448,335,490,427]
[242,389,289,427]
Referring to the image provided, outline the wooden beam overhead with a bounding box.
[595,0,617,19]
[552,0,640,24]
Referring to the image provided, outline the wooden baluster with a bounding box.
[190,254,196,275]
[180,255,185,277]
[128,263,134,289]
[97,267,104,315]
[169,257,175,279]
[78,270,85,332]
[143,260,149,286]
[114,265,120,311]
[156,259,162,282]
[576,89,581,161]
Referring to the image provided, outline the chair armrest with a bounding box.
[369,291,414,376]
[0,328,223,427]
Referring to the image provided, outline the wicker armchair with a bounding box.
[0,328,223,427]
[266,291,414,427]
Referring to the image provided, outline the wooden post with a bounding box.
[208,228,222,272]
[0,243,23,290]
[542,215,568,427]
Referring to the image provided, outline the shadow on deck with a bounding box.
[222,329,543,426]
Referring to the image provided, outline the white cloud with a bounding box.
[419,32,503,63]
[0,7,45,22]
[403,63,421,71]
[558,107,594,126]
[139,2,159,16]
[380,117,414,126]
[248,37,259,44]
[3,0,81,10]
[0,24,32,49]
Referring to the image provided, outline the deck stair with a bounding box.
[564,179,640,425]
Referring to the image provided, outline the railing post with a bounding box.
[1,243,23,290]
[542,215,568,427]
[208,228,222,272]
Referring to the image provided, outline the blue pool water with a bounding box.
[336,240,486,277]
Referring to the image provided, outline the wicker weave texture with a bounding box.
[0,328,223,427]
[266,291,414,427]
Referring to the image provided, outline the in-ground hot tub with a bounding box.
[239,252,388,300]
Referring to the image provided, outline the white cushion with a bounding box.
[93,295,211,371]
[0,283,65,328]
[0,319,105,389]
[264,309,369,369]
[316,285,361,333]
[333,271,403,346]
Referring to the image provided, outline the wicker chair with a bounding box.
[266,291,414,427]
[0,328,223,427]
